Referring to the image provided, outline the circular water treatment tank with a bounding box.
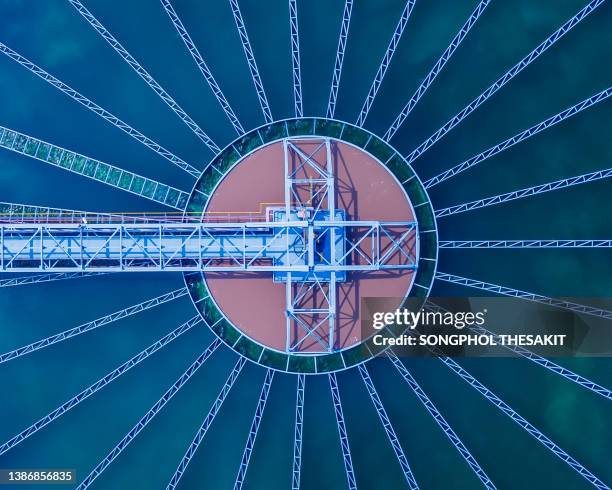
[184,118,437,373]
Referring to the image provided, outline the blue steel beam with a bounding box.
[234,369,275,489]
[355,0,417,127]
[0,288,188,364]
[77,339,222,489]
[0,126,190,210]
[0,316,203,456]
[439,240,612,249]
[326,0,354,119]
[387,353,497,490]
[292,374,305,490]
[68,0,222,150]
[403,0,604,163]
[425,87,612,187]
[424,300,612,401]
[289,0,303,118]
[383,0,492,140]
[435,166,612,218]
[435,271,612,320]
[328,373,357,490]
[0,272,104,288]
[357,364,419,490]
[0,42,201,176]
[160,0,245,135]
[166,356,246,490]
[229,0,273,123]
[438,356,609,490]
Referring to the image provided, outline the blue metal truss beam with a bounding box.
[0,126,189,210]
[326,0,353,119]
[435,271,612,320]
[425,87,612,187]
[234,369,275,489]
[289,0,303,118]
[0,287,188,365]
[355,0,417,127]
[435,166,612,218]
[77,339,222,489]
[166,356,246,490]
[68,0,222,151]
[439,240,612,249]
[403,0,604,163]
[0,42,201,177]
[292,374,305,490]
[229,0,273,124]
[438,356,608,490]
[160,0,245,135]
[387,352,496,489]
[357,364,419,490]
[0,316,202,456]
[328,373,357,490]
[384,0,492,140]
[0,272,104,288]
[424,300,612,402]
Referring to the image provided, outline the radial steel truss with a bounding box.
[0,42,201,176]
[77,339,222,490]
[435,271,612,319]
[68,0,222,149]
[329,373,357,490]
[384,0,492,141]
[326,0,353,119]
[355,0,417,127]
[234,369,275,489]
[160,0,245,135]
[425,86,612,188]
[387,353,497,490]
[289,0,303,118]
[167,357,246,490]
[0,316,202,456]
[0,126,189,210]
[402,0,604,163]
[0,287,188,364]
[358,364,419,489]
[439,240,612,249]
[292,374,305,490]
[229,0,273,123]
[434,166,612,218]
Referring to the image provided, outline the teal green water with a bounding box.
[0,0,611,488]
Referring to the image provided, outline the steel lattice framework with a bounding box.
[160,0,245,135]
[0,271,103,288]
[167,357,246,490]
[77,339,222,490]
[0,287,188,364]
[0,316,202,456]
[383,0,492,141]
[435,271,612,320]
[402,0,604,163]
[0,42,201,176]
[0,126,189,209]
[329,373,357,490]
[355,0,416,128]
[229,0,273,123]
[358,364,419,490]
[292,374,305,490]
[387,352,497,490]
[439,240,612,249]
[289,0,303,118]
[234,369,275,489]
[67,0,223,149]
[434,166,612,218]
[326,0,353,119]
[425,86,612,188]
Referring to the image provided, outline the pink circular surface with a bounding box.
[205,139,415,352]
